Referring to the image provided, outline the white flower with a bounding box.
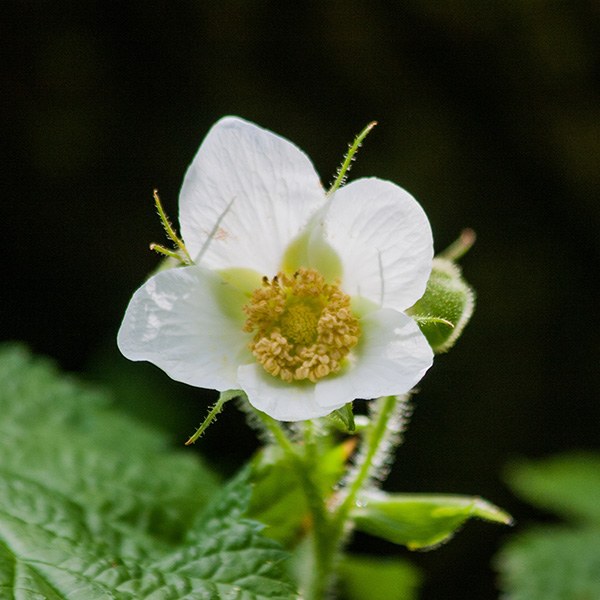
[117,117,434,421]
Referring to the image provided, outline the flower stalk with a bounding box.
[257,396,404,599]
[255,412,334,598]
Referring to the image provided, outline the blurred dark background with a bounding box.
[2,2,599,598]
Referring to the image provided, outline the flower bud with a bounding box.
[408,258,475,353]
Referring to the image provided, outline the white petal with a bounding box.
[117,266,249,390]
[237,309,432,421]
[323,178,433,310]
[314,309,433,408]
[237,364,343,421]
[179,117,325,275]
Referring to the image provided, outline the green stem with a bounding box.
[332,395,399,540]
[255,398,400,599]
[254,412,332,598]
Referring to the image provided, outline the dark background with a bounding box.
[2,2,599,598]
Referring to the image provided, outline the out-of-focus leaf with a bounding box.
[496,527,600,600]
[247,445,308,546]
[506,453,600,525]
[337,554,422,600]
[497,452,600,600]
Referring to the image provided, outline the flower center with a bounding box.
[243,268,360,383]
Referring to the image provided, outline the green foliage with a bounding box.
[352,490,511,550]
[337,555,421,600]
[0,345,296,599]
[497,527,600,600]
[247,441,349,547]
[505,452,600,525]
[497,453,600,600]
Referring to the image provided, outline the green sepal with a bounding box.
[408,257,475,353]
[185,389,243,445]
[329,402,356,433]
[352,490,512,550]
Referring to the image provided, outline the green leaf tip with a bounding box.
[352,490,512,550]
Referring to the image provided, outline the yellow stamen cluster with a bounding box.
[243,268,360,383]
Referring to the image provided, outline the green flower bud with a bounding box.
[408,258,475,353]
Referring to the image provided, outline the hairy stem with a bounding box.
[255,398,402,599]
[254,412,332,598]
[334,395,399,526]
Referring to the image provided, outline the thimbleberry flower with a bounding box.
[117,117,434,421]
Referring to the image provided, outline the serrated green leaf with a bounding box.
[0,345,297,599]
[496,527,600,600]
[0,344,218,545]
[506,453,600,525]
[337,554,422,600]
[352,490,512,550]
